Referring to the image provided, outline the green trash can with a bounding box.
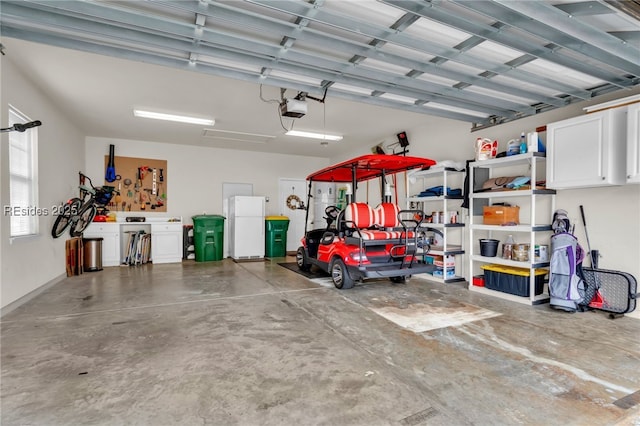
[265,216,290,258]
[192,215,225,262]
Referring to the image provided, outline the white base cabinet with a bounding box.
[83,223,120,267]
[151,223,183,264]
[84,220,183,266]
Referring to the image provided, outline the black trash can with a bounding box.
[83,237,103,271]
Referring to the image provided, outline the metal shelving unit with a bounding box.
[407,167,466,283]
[468,152,556,305]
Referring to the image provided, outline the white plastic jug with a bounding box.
[475,138,497,161]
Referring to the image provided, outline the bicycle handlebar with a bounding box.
[79,172,95,190]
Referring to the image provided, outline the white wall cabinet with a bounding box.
[407,167,465,283]
[83,223,121,267]
[468,153,555,306]
[627,103,640,184]
[151,223,183,264]
[546,107,627,189]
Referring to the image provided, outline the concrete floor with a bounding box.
[1,258,639,425]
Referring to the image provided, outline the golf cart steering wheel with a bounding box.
[325,205,340,221]
[324,205,340,228]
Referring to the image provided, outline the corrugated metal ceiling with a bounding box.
[1,0,639,128]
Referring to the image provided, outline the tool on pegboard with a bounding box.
[152,168,157,195]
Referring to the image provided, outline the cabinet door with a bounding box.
[151,224,183,263]
[628,103,640,184]
[101,232,121,266]
[547,109,626,189]
[83,224,120,266]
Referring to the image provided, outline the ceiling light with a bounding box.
[133,109,214,126]
[285,130,343,141]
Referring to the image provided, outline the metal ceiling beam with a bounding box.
[2,14,496,121]
[385,0,638,87]
[327,12,421,99]
[0,26,485,124]
[158,2,533,114]
[209,2,575,100]
[471,0,640,74]
[263,0,324,81]
[3,0,636,127]
[609,31,640,44]
[186,1,568,107]
[2,1,528,117]
[245,0,595,99]
[554,1,615,16]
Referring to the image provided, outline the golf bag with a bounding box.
[548,210,597,312]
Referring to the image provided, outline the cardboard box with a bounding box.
[483,206,520,225]
[433,268,455,278]
[434,255,455,268]
[425,254,455,267]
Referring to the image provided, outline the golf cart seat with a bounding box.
[374,203,416,238]
[343,202,417,241]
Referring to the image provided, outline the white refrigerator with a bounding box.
[229,196,265,260]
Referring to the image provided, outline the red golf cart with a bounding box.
[296,154,439,289]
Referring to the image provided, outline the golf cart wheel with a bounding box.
[296,247,311,272]
[390,276,407,284]
[331,258,354,289]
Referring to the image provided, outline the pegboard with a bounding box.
[103,155,167,212]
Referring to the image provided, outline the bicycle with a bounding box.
[51,172,114,238]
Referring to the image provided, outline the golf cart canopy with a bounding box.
[307,154,436,183]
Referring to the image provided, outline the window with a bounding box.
[8,105,39,237]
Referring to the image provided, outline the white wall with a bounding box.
[1,54,85,309]
[85,137,328,223]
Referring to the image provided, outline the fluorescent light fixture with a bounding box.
[133,109,214,126]
[285,130,343,141]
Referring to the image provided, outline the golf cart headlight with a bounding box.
[350,253,368,262]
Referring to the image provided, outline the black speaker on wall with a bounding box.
[397,131,409,147]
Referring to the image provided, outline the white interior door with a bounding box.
[279,178,308,253]
[222,182,253,258]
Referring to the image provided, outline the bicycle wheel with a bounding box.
[51,198,82,238]
[70,201,97,237]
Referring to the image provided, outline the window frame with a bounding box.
[8,105,39,239]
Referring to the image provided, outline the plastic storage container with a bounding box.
[481,264,547,297]
[265,216,290,258]
[192,215,225,262]
[472,275,485,287]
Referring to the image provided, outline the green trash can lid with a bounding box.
[192,214,226,220]
[266,215,289,221]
